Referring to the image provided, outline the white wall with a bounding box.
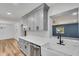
[0,19,19,40]
[0,19,17,24]
[48,3,79,38]
[0,23,16,39]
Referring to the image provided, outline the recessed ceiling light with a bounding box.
[7,12,12,15]
[72,12,77,15]
[13,3,20,6]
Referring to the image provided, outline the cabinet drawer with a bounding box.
[19,38,30,55]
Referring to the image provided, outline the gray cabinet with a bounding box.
[19,38,30,55]
[22,3,49,31]
[19,38,41,56]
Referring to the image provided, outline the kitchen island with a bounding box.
[19,35,79,56]
[19,35,49,56]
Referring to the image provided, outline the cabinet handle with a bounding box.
[25,45,27,49]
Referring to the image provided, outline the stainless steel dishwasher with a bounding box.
[30,43,41,56]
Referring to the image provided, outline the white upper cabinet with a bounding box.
[22,3,49,31]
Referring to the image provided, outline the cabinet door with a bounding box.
[28,15,34,31]
[35,9,43,31]
[27,16,32,31]
[19,39,26,51]
[19,39,30,55]
[33,12,37,31]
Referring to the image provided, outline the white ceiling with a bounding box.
[51,8,78,19]
[51,8,78,25]
[0,3,54,21]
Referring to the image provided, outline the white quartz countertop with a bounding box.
[19,35,49,46]
[19,36,79,56]
[43,37,79,56]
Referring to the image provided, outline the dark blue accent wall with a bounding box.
[52,23,79,38]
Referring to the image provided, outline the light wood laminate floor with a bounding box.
[0,38,25,56]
